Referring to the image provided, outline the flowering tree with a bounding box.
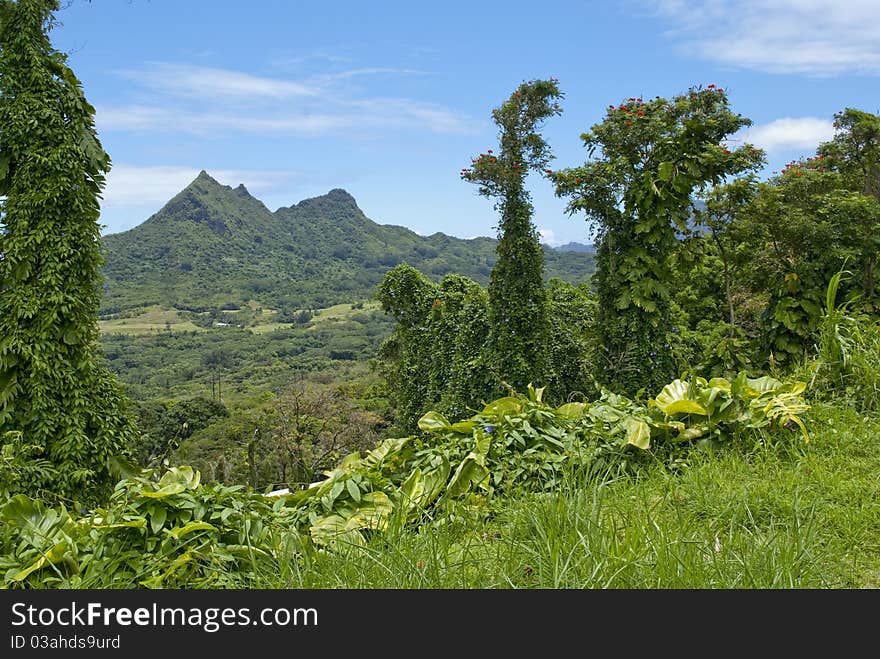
[552,85,763,395]
[461,78,563,390]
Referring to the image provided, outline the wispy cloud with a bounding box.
[650,0,880,76]
[97,100,473,137]
[102,165,299,209]
[736,117,835,153]
[99,61,476,137]
[96,105,356,137]
[117,62,318,100]
[313,67,426,83]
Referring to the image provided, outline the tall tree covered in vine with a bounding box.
[0,0,137,503]
[553,86,763,396]
[461,78,563,390]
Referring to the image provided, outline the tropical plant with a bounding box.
[0,0,137,503]
[553,85,764,395]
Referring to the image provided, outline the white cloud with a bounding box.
[737,117,835,152]
[100,62,476,137]
[101,165,299,209]
[118,62,318,100]
[313,67,425,83]
[650,0,880,75]
[96,101,473,137]
[96,105,355,137]
[538,227,562,246]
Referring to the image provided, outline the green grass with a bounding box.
[251,400,880,589]
[98,301,383,336]
[6,395,877,589]
[98,305,205,334]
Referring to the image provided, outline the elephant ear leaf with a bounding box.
[653,380,708,416]
[418,411,451,432]
[622,417,651,450]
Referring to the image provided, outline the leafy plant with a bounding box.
[0,0,138,503]
[553,84,765,395]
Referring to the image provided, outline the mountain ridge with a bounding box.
[100,171,595,315]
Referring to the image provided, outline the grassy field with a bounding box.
[98,301,383,336]
[265,401,879,588]
[98,305,205,334]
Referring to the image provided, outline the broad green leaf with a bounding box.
[1,494,44,527]
[224,545,270,558]
[165,521,216,540]
[420,460,451,506]
[587,403,627,423]
[678,426,707,442]
[622,417,651,449]
[556,402,587,419]
[91,518,147,531]
[745,375,784,395]
[398,467,424,511]
[482,397,522,417]
[362,437,411,469]
[527,384,545,403]
[345,478,361,503]
[447,455,490,498]
[310,516,366,547]
[658,161,674,182]
[450,420,477,434]
[663,399,709,416]
[653,379,708,416]
[149,506,167,534]
[707,378,732,392]
[345,492,393,532]
[140,483,186,499]
[418,411,451,432]
[11,541,71,582]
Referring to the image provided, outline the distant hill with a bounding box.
[554,241,594,253]
[100,171,595,314]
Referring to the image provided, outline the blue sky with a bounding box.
[51,0,879,245]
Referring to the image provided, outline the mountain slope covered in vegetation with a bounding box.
[100,171,595,315]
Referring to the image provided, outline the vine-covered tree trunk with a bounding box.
[462,78,562,391]
[0,0,137,503]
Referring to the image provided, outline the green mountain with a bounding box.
[100,171,595,314]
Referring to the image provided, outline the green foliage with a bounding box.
[804,270,880,412]
[0,0,137,503]
[377,264,595,432]
[743,168,853,364]
[174,382,383,491]
[554,85,764,396]
[377,264,495,430]
[133,397,229,468]
[0,465,300,588]
[461,78,564,389]
[259,371,811,550]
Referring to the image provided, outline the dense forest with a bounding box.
[1,0,879,589]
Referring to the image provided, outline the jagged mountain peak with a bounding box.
[100,175,596,314]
